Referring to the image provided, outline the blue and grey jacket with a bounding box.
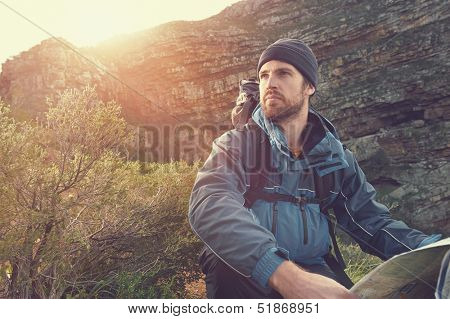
[189,104,441,288]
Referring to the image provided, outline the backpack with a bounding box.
[232,78,354,288]
[231,79,259,131]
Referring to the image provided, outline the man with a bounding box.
[189,39,441,298]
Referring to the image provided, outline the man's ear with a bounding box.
[305,84,315,96]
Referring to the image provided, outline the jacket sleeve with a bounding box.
[332,149,441,260]
[188,130,286,287]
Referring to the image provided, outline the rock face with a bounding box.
[0,0,449,234]
[0,38,124,120]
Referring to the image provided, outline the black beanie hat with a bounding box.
[257,39,318,88]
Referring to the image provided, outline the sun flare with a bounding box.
[0,0,240,64]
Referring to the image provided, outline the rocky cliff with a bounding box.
[0,0,449,234]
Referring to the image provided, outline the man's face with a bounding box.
[258,60,314,123]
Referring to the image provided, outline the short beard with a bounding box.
[270,102,305,124]
[262,84,308,124]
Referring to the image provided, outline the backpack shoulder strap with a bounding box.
[242,124,275,208]
[313,168,335,212]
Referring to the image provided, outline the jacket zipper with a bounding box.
[271,202,278,235]
[299,198,308,245]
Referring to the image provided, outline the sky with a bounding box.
[0,0,241,69]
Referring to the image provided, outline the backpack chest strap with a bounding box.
[243,190,322,209]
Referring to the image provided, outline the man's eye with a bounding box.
[260,73,269,79]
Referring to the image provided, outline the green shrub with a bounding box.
[0,89,203,298]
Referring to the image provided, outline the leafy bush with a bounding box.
[0,88,202,298]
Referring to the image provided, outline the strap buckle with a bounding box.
[294,196,307,205]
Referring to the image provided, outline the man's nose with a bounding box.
[266,73,278,88]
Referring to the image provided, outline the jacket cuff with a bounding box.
[251,247,287,288]
[417,234,442,248]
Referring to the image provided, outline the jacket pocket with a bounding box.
[274,201,302,258]
[297,203,330,260]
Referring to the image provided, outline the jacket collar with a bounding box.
[251,103,349,175]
